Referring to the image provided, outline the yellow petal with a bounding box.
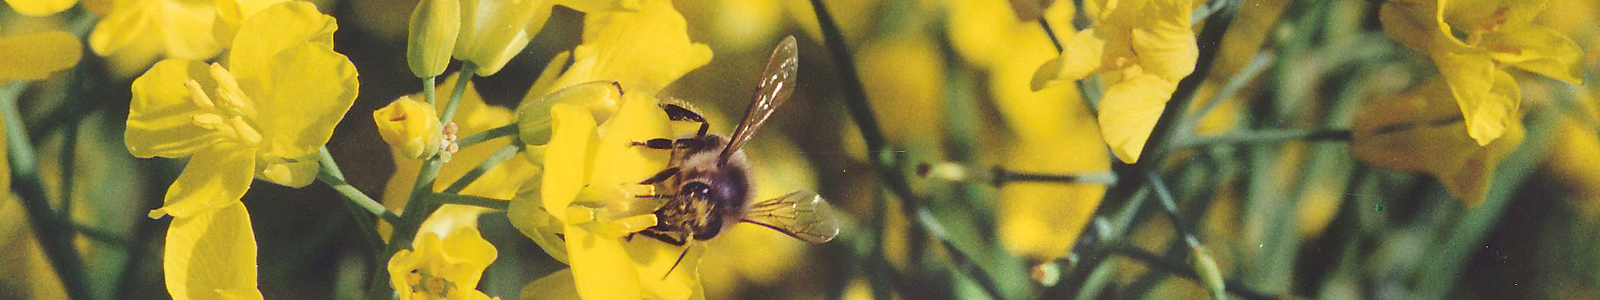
[1351,79,1524,204]
[254,43,358,164]
[1097,74,1176,163]
[1441,0,1546,32]
[564,223,644,299]
[256,158,319,188]
[520,269,580,300]
[1130,2,1198,82]
[161,202,263,300]
[508,177,570,263]
[1483,25,1586,85]
[3,0,76,15]
[453,0,548,76]
[582,92,672,205]
[553,0,712,93]
[516,81,624,146]
[1433,51,1518,145]
[150,145,256,219]
[375,96,445,159]
[228,1,336,80]
[438,226,497,288]
[622,236,704,300]
[213,0,290,47]
[1032,28,1116,91]
[0,31,82,81]
[126,59,222,158]
[541,103,597,223]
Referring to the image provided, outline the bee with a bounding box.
[630,36,840,271]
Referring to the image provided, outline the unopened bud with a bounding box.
[374,96,445,159]
[1189,244,1228,300]
[407,0,460,78]
[515,81,624,145]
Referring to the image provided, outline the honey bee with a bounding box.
[630,36,840,269]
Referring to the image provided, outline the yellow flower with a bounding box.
[1352,79,1524,204]
[1380,0,1585,145]
[375,96,446,159]
[123,2,356,299]
[1031,0,1200,163]
[452,0,638,77]
[0,27,82,81]
[3,0,75,15]
[507,0,713,298]
[380,74,539,238]
[90,0,217,77]
[387,225,499,300]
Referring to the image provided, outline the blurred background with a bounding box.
[4,0,1600,299]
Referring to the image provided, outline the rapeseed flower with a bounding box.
[387,225,499,300]
[123,2,355,298]
[3,0,74,16]
[375,96,447,159]
[1030,0,1200,163]
[1380,0,1585,145]
[452,0,638,76]
[1352,79,1523,204]
[507,0,713,298]
[88,0,225,77]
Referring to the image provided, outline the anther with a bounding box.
[185,80,216,110]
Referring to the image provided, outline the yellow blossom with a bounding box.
[0,27,82,81]
[1031,0,1200,163]
[88,0,223,77]
[507,0,714,298]
[452,0,638,77]
[3,0,75,15]
[387,225,499,300]
[375,96,446,159]
[1380,0,1585,145]
[1352,79,1524,204]
[123,2,356,299]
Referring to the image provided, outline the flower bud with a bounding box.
[374,96,445,159]
[407,0,460,78]
[1188,243,1227,300]
[515,81,624,146]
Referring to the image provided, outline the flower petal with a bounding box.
[1433,51,1518,145]
[552,0,712,93]
[228,1,335,80]
[623,236,704,300]
[162,202,263,300]
[438,225,497,289]
[127,59,221,158]
[3,0,76,15]
[0,31,82,82]
[1097,74,1176,163]
[1032,28,1116,91]
[541,103,598,223]
[150,144,256,219]
[254,43,358,164]
[453,0,548,76]
[564,223,644,299]
[521,269,581,300]
[1131,0,1198,83]
[1351,79,1524,204]
[1483,25,1586,85]
[213,0,291,47]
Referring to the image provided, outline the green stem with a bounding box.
[423,76,438,105]
[430,193,510,210]
[440,63,477,126]
[442,144,521,194]
[57,120,79,221]
[2,82,92,300]
[1167,128,1352,151]
[455,123,517,150]
[317,148,402,224]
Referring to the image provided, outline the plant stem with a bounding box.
[806,0,1010,298]
[440,63,477,126]
[317,148,402,224]
[430,193,510,210]
[1111,244,1275,300]
[455,123,517,150]
[1168,128,1353,151]
[423,76,437,105]
[442,144,521,194]
[2,82,92,300]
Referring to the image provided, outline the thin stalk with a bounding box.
[430,193,510,210]
[440,63,477,126]
[2,82,91,300]
[57,120,79,221]
[317,148,402,224]
[423,76,438,105]
[1168,128,1352,151]
[442,144,522,195]
[455,124,517,150]
[1111,244,1275,300]
[807,0,1010,298]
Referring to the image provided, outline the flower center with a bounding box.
[188,63,264,147]
[405,269,458,299]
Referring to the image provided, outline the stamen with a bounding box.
[185,80,216,110]
[230,116,263,146]
[191,113,226,130]
[207,63,256,117]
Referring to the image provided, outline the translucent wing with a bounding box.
[740,190,840,244]
[719,35,800,165]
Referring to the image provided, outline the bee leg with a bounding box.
[672,138,705,150]
[640,230,688,246]
[660,103,711,137]
[639,167,680,185]
[631,138,676,150]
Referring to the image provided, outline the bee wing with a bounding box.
[741,190,840,244]
[719,35,800,165]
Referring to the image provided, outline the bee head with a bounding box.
[678,181,731,240]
